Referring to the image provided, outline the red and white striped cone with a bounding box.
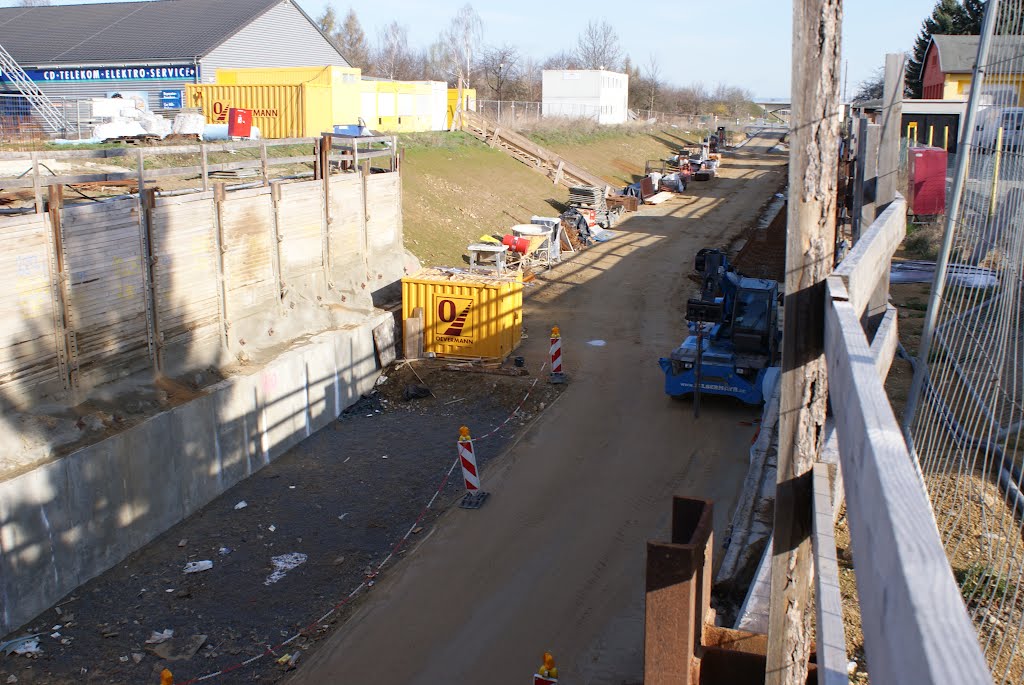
[457,426,489,509]
[549,326,567,384]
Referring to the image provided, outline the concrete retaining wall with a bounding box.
[0,311,389,634]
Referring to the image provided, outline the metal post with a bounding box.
[990,127,1004,219]
[903,0,1001,436]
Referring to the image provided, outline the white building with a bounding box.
[542,69,629,125]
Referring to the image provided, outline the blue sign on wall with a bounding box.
[0,64,198,84]
[160,89,183,109]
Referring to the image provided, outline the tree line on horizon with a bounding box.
[316,3,761,119]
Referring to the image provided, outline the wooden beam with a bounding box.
[767,0,841,683]
[831,196,906,317]
[824,282,991,684]
[869,303,899,381]
[811,462,847,685]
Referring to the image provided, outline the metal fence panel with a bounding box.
[219,187,277,322]
[61,198,151,386]
[328,174,367,292]
[150,192,222,356]
[365,172,400,252]
[905,2,1024,681]
[276,180,325,280]
[0,213,64,396]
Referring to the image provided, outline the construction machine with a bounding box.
[658,249,779,410]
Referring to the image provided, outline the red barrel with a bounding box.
[227,108,253,138]
[502,234,530,254]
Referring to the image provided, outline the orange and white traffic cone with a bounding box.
[549,326,567,384]
[457,426,489,509]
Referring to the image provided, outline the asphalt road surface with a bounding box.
[291,134,788,684]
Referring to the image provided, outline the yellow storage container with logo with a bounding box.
[215,66,361,87]
[402,268,522,359]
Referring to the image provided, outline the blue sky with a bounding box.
[4,0,941,98]
[300,0,939,98]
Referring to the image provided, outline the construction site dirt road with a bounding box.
[291,134,788,684]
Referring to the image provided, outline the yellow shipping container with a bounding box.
[185,83,338,138]
[447,88,477,128]
[215,66,361,87]
[402,268,522,359]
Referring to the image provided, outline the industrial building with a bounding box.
[0,0,349,115]
[541,69,629,125]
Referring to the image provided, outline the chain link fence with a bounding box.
[906,1,1024,681]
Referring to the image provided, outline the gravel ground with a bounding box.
[0,361,561,685]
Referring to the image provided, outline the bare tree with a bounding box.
[542,51,580,70]
[337,8,370,69]
[373,21,415,80]
[481,44,520,101]
[575,20,621,71]
[419,41,450,82]
[520,56,543,101]
[644,53,661,112]
[442,4,483,88]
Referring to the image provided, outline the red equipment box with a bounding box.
[227,107,253,138]
[908,146,947,216]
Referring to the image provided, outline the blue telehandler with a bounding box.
[658,248,779,413]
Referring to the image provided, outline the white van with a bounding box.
[975,106,1024,151]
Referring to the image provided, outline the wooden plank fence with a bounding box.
[819,193,992,684]
[0,147,403,402]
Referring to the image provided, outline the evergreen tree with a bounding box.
[907,0,980,98]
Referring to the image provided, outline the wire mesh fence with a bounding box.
[0,93,94,148]
[474,98,750,133]
[907,1,1024,681]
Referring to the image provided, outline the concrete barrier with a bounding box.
[0,311,389,635]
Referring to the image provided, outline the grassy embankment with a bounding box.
[399,124,703,268]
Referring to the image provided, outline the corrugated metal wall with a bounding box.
[200,1,349,78]
[0,213,64,397]
[0,169,402,401]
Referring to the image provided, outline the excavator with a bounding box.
[659,248,779,411]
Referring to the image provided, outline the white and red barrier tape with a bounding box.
[178,376,541,684]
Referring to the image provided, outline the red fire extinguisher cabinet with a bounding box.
[227,108,253,138]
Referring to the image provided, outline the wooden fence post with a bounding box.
[767,1,842,683]
[200,142,210,192]
[259,141,269,186]
[31,152,42,214]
